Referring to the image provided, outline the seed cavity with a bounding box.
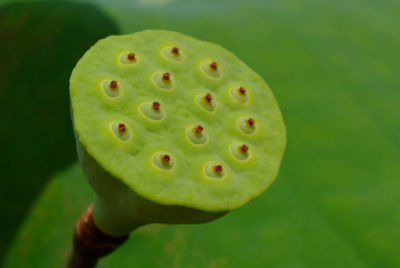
[140,101,164,120]
[231,86,249,103]
[153,72,174,89]
[111,122,131,141]
[103,80,121,97]
[153,152,175,170]
[205,162,225,179]
[120,52,137,64]
[187,124,208,145]
[197,93,216,112]
[238,117,256,134]
[201,60,222,78]
[231,143,251,160]
[164,46,184,61]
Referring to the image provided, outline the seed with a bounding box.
[172,47,179,55]
[188,125,208,145]
[162,72,170,81]
[239,117,256,135]
[118,123,126,133]
[154,153,174,170]
[161,154,171,163]
[154,72,173,89]
[127,53,135,61]
[239,144,249,153]
[209,61,218,70]
[204,93,213,103]
[238,87,246,95]
[109,80,118,90]
[152,101,161,112]
[246,118,255,127]
[214,165,223,173]
[193,125,204,134]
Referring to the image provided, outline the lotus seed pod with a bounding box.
[70,30,286,236]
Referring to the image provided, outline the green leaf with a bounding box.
[0,1,118,260]
[3,0,400,267]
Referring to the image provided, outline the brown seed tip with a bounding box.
[152,101,161,112]
[204,93,213,103]
[171,47,179,55]
[238,87,246,95]
[239,144,249,153]
[118,123,126,133]
[162,72,170,81]
[209,61,218,70]
[161,154,171,164]
[127,53,135,61]
[193,125,204,134]
[110,80,118,90]
[247,118,255,127]
[214,165,223,173]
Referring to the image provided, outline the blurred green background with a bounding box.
[0,0,399,267]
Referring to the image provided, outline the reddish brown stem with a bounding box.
[65,204,128,268]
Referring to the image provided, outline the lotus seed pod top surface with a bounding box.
[70,30,286,212]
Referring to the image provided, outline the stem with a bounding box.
[65,204,129,268]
